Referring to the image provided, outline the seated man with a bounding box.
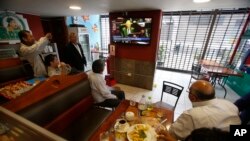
[88,59,125,108]
[169,80,241,140]
[234,92,250,125]
[44,54,71,77]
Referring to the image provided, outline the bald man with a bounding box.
[168,80,241,140]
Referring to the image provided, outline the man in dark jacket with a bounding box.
[65,32,87,71]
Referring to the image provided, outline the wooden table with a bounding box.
[88,100,173,141]
[201,64,242,98]
[199,60,223,67]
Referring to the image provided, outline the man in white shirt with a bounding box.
[88,59,125,107]
[168,80,241,140]
[18,30,52,77]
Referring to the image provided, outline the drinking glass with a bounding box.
[129,97,136,106]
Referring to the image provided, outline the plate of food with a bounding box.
[0,81,33,99]
[127,124,157,141]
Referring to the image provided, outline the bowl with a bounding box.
[125,111,135,121]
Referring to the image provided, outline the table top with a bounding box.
[88,100,174,141]
[199,60,223,67]
[202,65,242,77]
[199,60,242,77]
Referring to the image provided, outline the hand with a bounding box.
[45,33,52,40]
[60,62,66,66]
[112,86,121,91]
[157,130,176,141]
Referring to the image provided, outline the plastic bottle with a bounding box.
[138,95,147,111]
[147,96,153,111]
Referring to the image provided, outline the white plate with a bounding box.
[127,124,157,141]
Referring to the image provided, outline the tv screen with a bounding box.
[111,17,152,45]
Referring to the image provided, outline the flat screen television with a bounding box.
[111,17,152,45]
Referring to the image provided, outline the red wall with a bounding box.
[109,10,162,62]
[19,13,44,40]
[246,56,250,64]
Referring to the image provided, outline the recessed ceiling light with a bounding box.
[193,0,210,3]
[69,5,81,10]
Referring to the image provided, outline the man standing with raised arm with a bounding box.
[18,30,52,77]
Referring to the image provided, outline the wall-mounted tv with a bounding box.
[111,17,152,45]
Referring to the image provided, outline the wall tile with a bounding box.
[113,58,155,90]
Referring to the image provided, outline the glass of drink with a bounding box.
[129,97,136,106]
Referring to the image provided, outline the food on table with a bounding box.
[128,124,148,141]
[141,117,161,129]
[0,81,33,99]
[127,124,157,141]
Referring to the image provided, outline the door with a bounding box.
[78,33,90,61]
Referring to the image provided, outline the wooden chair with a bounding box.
[155,81,184,111]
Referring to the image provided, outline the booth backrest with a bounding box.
[17,79,91,126]
[0,65,26,84]
[0,61,33,85]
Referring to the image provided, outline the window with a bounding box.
[158,9,249,72]
[100,15,110,53]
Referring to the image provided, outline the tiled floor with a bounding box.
[113,69,241,121]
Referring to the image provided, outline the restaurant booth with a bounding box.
[0,57,113,140]
[0,57,174,141]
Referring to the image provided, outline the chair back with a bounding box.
[191,64,202,79]
[161,81,184,110]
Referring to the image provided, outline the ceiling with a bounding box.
[1,0,250,17]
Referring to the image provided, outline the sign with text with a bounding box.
[230,125,250,141]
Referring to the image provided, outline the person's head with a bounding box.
[44,54,59,68]
[125,20,132,28]
[7,17,17,29]
[69,32,77,44]
[92,59,105,73]
[185,127,229,141]
[189,80,215,102]
[18,30,35,46]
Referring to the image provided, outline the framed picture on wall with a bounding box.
[0,11,30,44]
